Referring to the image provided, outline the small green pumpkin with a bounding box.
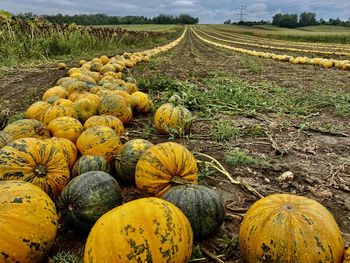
[162,184,226,239]
[58,171,123,233]
[72,155,111,178]
[115,139,153,184]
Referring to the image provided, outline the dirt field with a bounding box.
[1,26,350,262]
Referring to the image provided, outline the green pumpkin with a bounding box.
[58,171,123,233]
[72,155,111,178]
[161,184,225,239]
[115,139,153,184]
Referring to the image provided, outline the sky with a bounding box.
[1,0,349,24]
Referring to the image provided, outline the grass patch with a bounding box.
[50,251,82,263]
[211,119,239,141]
[225,150,270,167]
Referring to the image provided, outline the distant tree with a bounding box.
[224,19,231,24]
[328,18,342,25]
[319,18,326,24]
[298,12,317,26]
[272,13,298,28]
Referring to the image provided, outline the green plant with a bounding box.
[50,251,83,263]
[212,119,239,141]
[224,150,270,167]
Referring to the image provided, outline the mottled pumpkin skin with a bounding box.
[84,197,193,263]
[73,98,99,123]
[122,82,139,94]
[53,98,74,107]
[135,142,198,196]
[26,101,51,120]
[3,119,51,140]
[72,155,111,178]
[0,138,70,198]
[98,94,132,124]
[47,137,78,170]
[59,171,122,233]
[40,105,78,125]
[65,80,89,95]
[48,116,83,143]
[84,115,124,136]
[344,248,350,263]
[162,184,225,239]
[130,91,153,114]
[0,181,58,263]
[76,126,122,161]
[115,139,153,184]
[0,131,13,149]
[154,103,193,135]
[239,194,344,263]
[42,86,68,101]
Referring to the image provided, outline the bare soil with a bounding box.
[0,27,350,262]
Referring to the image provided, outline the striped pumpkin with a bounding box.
[135,142,198,196]
[239,194,344,263]
[3,119,50,140]
[0,180,58,263]
[0,138,70,198]
[129,91,153,114]
[47,116,83,143]
[98,94,132,124]
[73,98,99,123]
[40,105,78,125]
[72,155,111,178]
[46,137,78,170]
[42,86,68,101]
[26,101,51,120]
[83,115,124,136]
[84,197,193,263]
[0,131,13,149]
[154,103,193,135]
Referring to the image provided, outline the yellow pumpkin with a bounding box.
[110,90,131,104]
[65,80,89,95]
[42,86,68,101]
[47,116,83,143]
[26,101,51,120]
[68,91,90,102]
[0,180,58,263]
[84,197,193,263]
[129,91,153,113]
[0,131,13,149]
[344,248,350,263]
[41,105,78,125]
[3,119,50,140]
[135,142,198,196]
[0,138,70,198]
[239,194,344,263]
[73,98,99,123]
[84,115,124,136]
[53,98,74,107]
[122,82,138,94]
[76,126,122,161]
[100,55,109,65]
[154,103,193,135]
[98,94,132,124]
[46,137,78,170]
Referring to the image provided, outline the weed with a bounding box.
[240,56,262,73]
[7,112,26,123]
[217,234,239,259]
[50,250,82,263]
[225,150,270,167]
[212,119,240,141]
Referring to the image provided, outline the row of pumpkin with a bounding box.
[0,26,350,263]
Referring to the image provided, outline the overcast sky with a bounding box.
[1,0,349,24]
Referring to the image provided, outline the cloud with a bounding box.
[1,0,349,23]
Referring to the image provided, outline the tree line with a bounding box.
[15,13,199,25]
[224,12,350,28]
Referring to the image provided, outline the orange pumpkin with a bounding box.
[84,197,193,263]
[26,101,51,120]
[84,115,124,136]
[76,126,122,161]
[47,116,83,143]
[73,98,99,123]
[46,137,78,170]
[3,119,50,140]
[239,194,344,263]
[154,103,193,135]
[0,180,58,263]
[98,94,132,124]
[0,138,70,198]
[42,86,68,101]
[135,142,198,196]
[130,91,153,113]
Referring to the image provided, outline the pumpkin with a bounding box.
[110,90,131,104]
[65,80,89,95]
[0,131,13,149]
[162,184,225,239]
[73,98,99,123]
[0,181,58,263]
[84,197,193,263]
[0,138,70,198]
[76,126,122,161]
[239,194,344,263]
[68,67,81,76]
[72,155,111,178]
[53,98,74,107]
[26,101,51,120]
[57,62,66,69]
[47,116,83,143]
[100,55,109,65]
[59,171,122,233]
[154,103,193,135]
[47,137,78,170]
[83,115,124,136]
[42,86,68,101]
[122,82,138,94]
[129,91,153,114]
[40,105,78,125]
[344,248,350,263]
[69,92,100,105]
[115,139,153,184]
[98,94,132,124]
[135,142,198,196]
[3,119,50,140]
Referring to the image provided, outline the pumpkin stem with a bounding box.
[171,176,191,186]
[34,164,48,177]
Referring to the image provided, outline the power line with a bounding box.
[234,6,248,22]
